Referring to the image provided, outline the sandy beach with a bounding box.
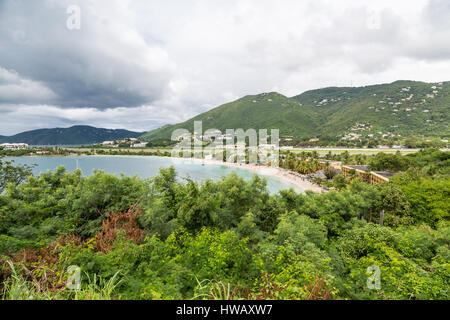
[176,157,325,193]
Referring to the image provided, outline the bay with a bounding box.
[4,155,303,194]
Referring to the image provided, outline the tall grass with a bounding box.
[193,278,245,300]
[1,261,58,300]
[1,260,122,300]
[71,271,123,300]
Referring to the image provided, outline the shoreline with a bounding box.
[3,153,325,193]
[173,156,325,193]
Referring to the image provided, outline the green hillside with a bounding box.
[143,92,318,142]
[0,126,144,145]
[293,80,449,139]
[141,80,449,146]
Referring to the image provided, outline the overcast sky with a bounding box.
[0,0,449,135]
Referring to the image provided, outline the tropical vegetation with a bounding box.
[0,149,448,300]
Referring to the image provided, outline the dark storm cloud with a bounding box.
[0,0,174,109]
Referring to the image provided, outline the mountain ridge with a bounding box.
[141,80,450,145]
[0,125,144,145]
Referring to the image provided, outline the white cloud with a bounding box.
[0,67,56,104]
[0,0,449,135]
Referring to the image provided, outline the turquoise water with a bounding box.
[4,156,302,194]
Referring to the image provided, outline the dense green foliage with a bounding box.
[141,80,449,146]
[0,125,143,145]
[368,148,450,174]
[0,160,34,193]
[0,150,449,300]
[0,149,33,157]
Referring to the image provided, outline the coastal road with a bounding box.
[287,147,425,155]
[62,147,172,154]
[61,147,448,156]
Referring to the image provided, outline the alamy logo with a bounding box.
[66,265,81,290]
[66,5,81,30]
[171,121,280,167]
[367,10,381,30]
[366,265,381,290]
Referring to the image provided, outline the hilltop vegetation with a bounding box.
[0,126,144,145]
[142,92,318,143]
[141,80,449,147]
[0,149,448,300]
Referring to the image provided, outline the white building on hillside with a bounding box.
[132,143,147,148]
[0,143,29,150]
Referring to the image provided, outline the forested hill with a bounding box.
[141,80,449,144]
[0,126,144,145]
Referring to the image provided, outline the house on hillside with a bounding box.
[132,143,147,148]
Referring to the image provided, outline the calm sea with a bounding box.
[4,156,303,194]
